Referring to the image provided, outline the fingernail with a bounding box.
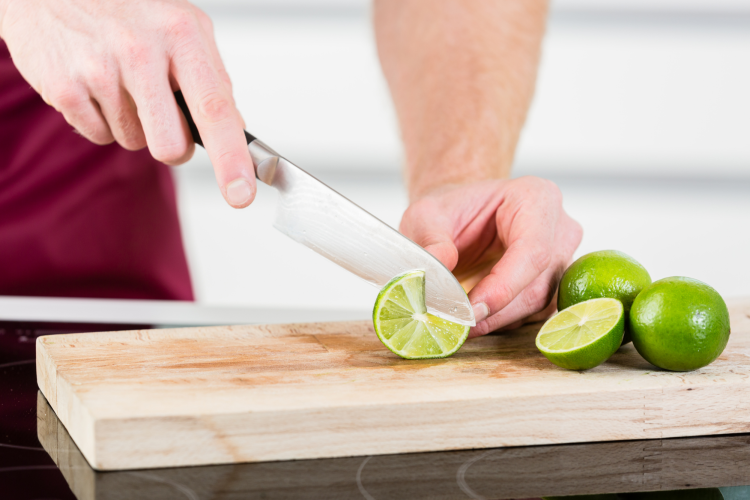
[226,178,253,206]
[472,302,490,323]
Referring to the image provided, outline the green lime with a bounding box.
[558,250,651,344]
[372,270,470,359]
[629,277,730,372]
[536,298,625,370]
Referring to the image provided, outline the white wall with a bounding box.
[182,0,750,179]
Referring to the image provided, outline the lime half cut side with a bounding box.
[536,297,625,370]
[373,270,470,359]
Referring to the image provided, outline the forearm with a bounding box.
[374,0,547,201]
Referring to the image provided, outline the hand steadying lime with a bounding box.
[630,277,730,372]
[558,250,651,344]
[536,298,625,370]
[373,270,470,359]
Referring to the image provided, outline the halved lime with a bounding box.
[536,298,625,370]
[373,270,470,359]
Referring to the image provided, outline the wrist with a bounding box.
[406,154,512,202]
[403,126,517,202]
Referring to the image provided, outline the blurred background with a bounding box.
[177,0,750,315]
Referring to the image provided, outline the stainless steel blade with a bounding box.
[249,141,475,326]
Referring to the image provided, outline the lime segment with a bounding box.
[373,270,470,359]
[536,298,625,370]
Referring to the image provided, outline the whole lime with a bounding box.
[558,250,652,344]
[629,277,730,372]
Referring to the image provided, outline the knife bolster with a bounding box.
[249,140,280,185]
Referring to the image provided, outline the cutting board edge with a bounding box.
[37,337,100,469]
[36,336,57,408]
[72,380,750,470]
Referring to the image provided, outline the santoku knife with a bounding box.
[175,92,475,326]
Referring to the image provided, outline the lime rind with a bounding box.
[373,270,470,360]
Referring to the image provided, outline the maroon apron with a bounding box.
[0,41,193,300]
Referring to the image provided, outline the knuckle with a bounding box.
[198,92,233,124]
[121,41,151,71]
[212,147,247,168]
[81,55,118,93]
[492,281,516,311]
[48,84,86,111]
[85,69,113,93]
[517,176,562,204]
[543,179,563,204]
[193,7,213,31]
[527,247,552,273]
[167,10,201,42]
[524,280,554,313]
[570,218,584,244]
[400,201,423,224]
[516,175,542,189]
[399,198,439,237]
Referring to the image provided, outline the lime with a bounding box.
[629,277,730,372]
[372,270,470,359]
[558,250,651,344]
[536,298,625,370]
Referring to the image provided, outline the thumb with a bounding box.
[400,203,459,271]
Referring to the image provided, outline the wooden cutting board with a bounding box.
[37,298,750,471]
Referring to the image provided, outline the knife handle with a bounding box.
[174,90,256,147]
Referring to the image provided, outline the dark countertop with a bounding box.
[4,320,750,500]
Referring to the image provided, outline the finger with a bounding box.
[49,84,115,145]
[468,180,562,321]
[169,16,255,208]
[119,44,195,165]
[399,199,459,270]
[194,9,237,106]
[470,270,558,337]
[92,85,147,151]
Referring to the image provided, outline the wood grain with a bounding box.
[37,391,750,499]
[36,299,750,471]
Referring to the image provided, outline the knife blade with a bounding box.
[175,92,475,326]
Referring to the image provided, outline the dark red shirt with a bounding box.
[0,41,193,300]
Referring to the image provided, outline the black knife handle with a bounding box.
[174,90,256,147]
